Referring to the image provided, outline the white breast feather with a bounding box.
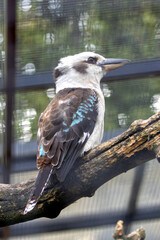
[83,88,105,152]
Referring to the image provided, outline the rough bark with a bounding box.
[0,111,160,227]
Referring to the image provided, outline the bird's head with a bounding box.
[54,52,130,92]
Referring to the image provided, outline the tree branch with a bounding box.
[0,112,160,227]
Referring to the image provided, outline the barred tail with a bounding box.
[23,164,53,215]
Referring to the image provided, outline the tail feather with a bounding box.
[23,164,53,215]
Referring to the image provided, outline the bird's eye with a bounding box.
[87,57,97,64]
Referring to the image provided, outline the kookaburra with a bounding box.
[24,52,130,214]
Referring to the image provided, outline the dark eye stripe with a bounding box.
[87,57,97,64]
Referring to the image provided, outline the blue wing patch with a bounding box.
[40,144,46,156]
[63,95,97,132]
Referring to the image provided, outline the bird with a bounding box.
[23,52,130,214]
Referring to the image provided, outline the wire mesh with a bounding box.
[0,0,160,239]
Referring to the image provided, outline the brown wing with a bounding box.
[37,88,98,182]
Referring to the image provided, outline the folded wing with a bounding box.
[24,87,98,214]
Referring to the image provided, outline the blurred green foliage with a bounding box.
[16,0,160,72]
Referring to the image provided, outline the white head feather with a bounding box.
[54,52,106,93]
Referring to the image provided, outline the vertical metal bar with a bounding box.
[1,1,16,238]
[3,0,16,184]
[125,164,145,233]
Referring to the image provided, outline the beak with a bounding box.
[98,58,131,71]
